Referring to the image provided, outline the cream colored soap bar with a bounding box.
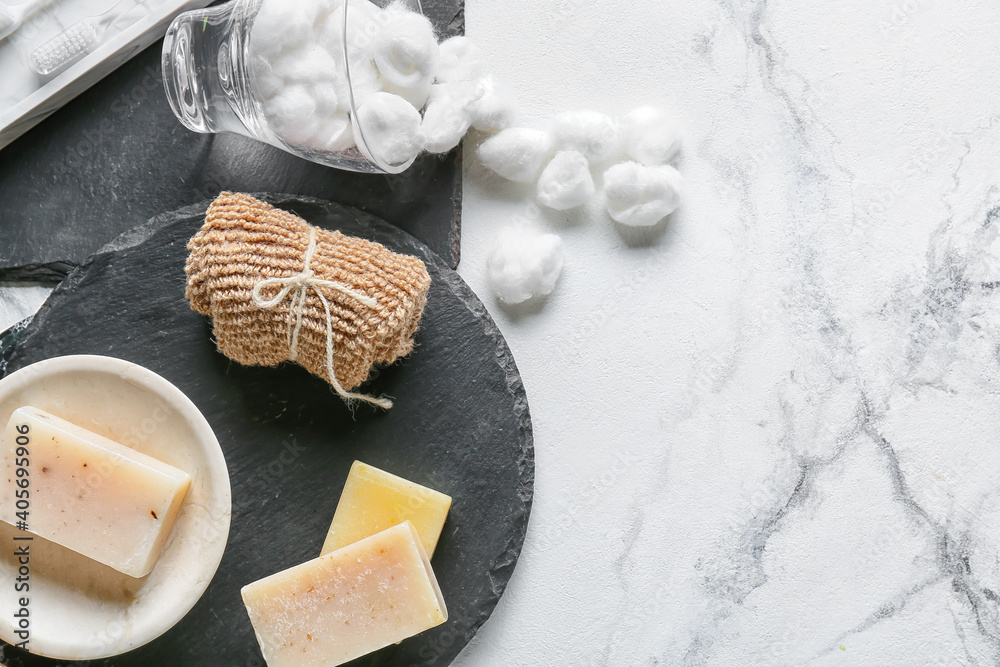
[322,461,451,557]
[0,406,191,578]
[243,521,447,667]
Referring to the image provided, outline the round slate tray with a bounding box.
[0,195,533,667]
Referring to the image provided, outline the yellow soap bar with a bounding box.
[0,406,191,578]
[242,521,447,667]
[321,461,451,558]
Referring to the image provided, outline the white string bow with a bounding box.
[251,227,393,410]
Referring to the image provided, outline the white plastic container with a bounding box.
[0,0,213,150]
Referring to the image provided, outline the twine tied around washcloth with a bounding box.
[185,192,431,410]
[250,227,392,409]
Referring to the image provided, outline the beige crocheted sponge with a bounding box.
[186,192,431,402]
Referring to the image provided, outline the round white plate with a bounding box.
[0,355,231,659]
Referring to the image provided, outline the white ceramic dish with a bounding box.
[0,354,231,659]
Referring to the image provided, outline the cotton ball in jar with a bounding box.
[372,3,439,89]
[314,112,356,152]
[603,161,683,227]
[617,105,682,165]
[536,150,595,210]
[265,84,320,146]
[336,55,382,110]
[251,0,333,58]
[308,81,340,116]
[382,77,433,110]
[550,110,618,164]
[487,227,565,304]
[476,127,553,183]
[275,46,339,85]
[354,91,426,166]
[322,0,386,62]
[249,55,284,100]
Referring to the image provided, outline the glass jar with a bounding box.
[161,0,425,174]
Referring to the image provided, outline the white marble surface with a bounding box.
[0,286,50,333]
[454,0,1000,664]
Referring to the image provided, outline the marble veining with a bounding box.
[456,0,1000,664]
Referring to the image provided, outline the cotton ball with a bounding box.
[603,161,683,226]
[550,110,618,164]
[251,4,312,58]
[321,0,383,65]
[250,55,283,100]
[316,0,384,83]
[252,0,332,57]
[421,82,481,153]
[469,76,517,132]
[354,91,425,166]
[278,45,339,85]
[264,84,319,144]
[536,150,595,210]
[476,128,552,183]
[336,55,381,110]
[286,0,337,23]
[487,227,564,304]
[435,35,486,83]
[314,111,355,152]
[618,105,682,165]
[275,120,322,148]
[309,81,340,115]
[372,4,439,89]
[382,77,432,110]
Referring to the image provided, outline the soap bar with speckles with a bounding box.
[0,406,191,578]
[242,521,447,667]
[321,460,451,558]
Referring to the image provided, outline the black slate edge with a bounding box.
[0,262,78,285]
[432,266,534,648]
[448,150,464,267]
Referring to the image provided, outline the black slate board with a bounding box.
[0,0,466,282]
[0,195,532,667]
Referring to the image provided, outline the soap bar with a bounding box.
[321,461,451,557]
[0,406,191,578]
[242,521,447,667]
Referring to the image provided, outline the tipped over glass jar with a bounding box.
[161,0,439,174]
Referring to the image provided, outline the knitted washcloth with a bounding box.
[186,192,431,408]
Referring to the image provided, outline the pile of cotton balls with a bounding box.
[248,0,684,307]
[478,106,683,224]
[249,0,517,166]
[479,106,684,305]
